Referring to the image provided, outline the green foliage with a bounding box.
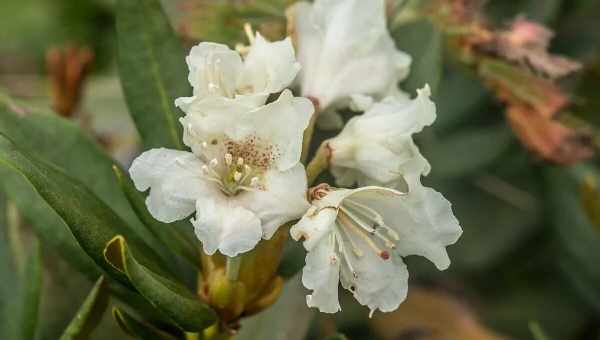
[0,94,174,276]
[104,236,217,332]
[546,165,600,312]
[116,0,188,150]
[112,307,179,340]
[7,240,43,340]
[59,276,110,340]
[393,19,444,96]
[113,166,200,266]
[0,135,170,286]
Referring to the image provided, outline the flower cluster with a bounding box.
[129,0,461,317]
[130,34,313,257]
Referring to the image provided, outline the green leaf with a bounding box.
[393,19,443,96]
[59,276,110,340]
[0,95,171,278]
[17,240,43,340]
[324,334,348,340]
[112,166,199,266]
[116,0,188,150]
[529,322,553,340]
[545,165,600,312]
[425,124,515,180]
[104,236,217,332]
[0,135,169,287]
[112,307,179,340]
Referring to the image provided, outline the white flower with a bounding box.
[287,0,411,128]
[175,33,301,111]
[290,184,462,315]
[327,86,436,191]
[130,90,313,257]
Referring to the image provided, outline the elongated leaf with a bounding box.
[117,0,188,150]
[113,308,179,340]
[545,165,600,312]
[0,95,170,277]
[60,276,110,340]
[426,125,515,180]
[393,19,443,96]
[17,240,42,340]
[104,236,217,331]
[113,166,199,266]
[0,135,169,287]
[325,334,348,340]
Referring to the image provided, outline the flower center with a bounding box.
[331,198,400,278]
[200,152,263,196]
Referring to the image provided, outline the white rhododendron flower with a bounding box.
[290,184,462,315]
[130,90,313,257]
[287,0,411,128]
[175,33,301,111]
[328,86,436,190]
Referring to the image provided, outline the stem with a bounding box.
[225,256,242,282]
[306,142,331,185]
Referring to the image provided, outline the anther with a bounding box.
[237,157,244,166]
[201,141,208,148]
[250,177,259,187]
[201,165,209,174]
[225,153,233,166]
[209,158,218,168]
[234,171,243,182]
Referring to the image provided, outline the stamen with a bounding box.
[233,171,243,182]
[337,211,390,261]
[209,158,218,168]
[244,23,255,44]
[237,157,244,166]
[250,177,259,187]
[333,229,358,278]
[201,141,208,148]
[336,222,364,257]
[339,206,375,233]
[344,199,385,225]
[343,200,400,242]
[224,153,233,166]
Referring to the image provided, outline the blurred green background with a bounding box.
[1,0,600,339]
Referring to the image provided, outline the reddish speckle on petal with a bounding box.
[380,251,390,260]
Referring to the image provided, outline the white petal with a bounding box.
[236,90,313,171]
[340,246,408,314]
[354,87,436,138]
[238,164,310,240]
[129,148,216,223]
[349,94,374,112]
[347,186,462,270]
[290,0,411,110]
[192,197,262,257]
[302,237,341,313]
[291,206,337,251]
[178,96,253,157]
[328,87,435,188]
[185,42,242,98]
[238,33,301,96]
